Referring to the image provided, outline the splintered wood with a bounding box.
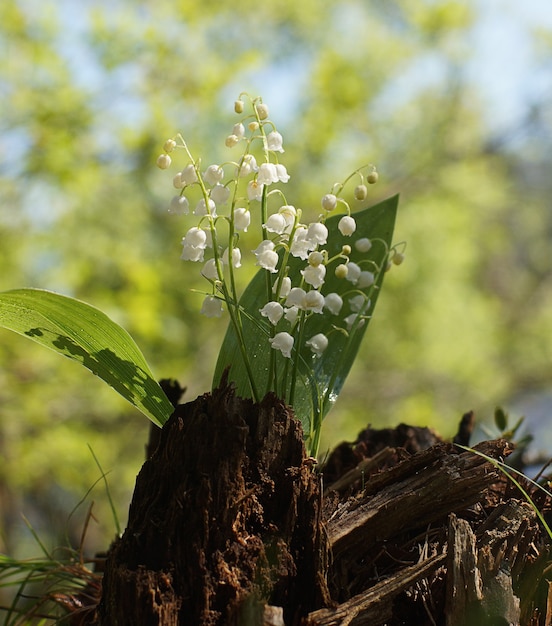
[306,438,548,626]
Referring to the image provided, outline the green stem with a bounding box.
[288,308,307,407]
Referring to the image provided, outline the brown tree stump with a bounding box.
[89,391,552,625]
[97,380,329,625]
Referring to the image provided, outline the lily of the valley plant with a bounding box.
[158,95,400,454]
[0,94,399,456]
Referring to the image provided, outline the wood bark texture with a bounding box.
[98,381,329,625]
[91,388,552,626]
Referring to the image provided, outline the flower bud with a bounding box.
[335,264,348,279]
[321,194,337,211]
[234,99,244,114]
[367,171,379,184]
[392,252,405,265]
[354,184,368,200]
[156,154,172,169]
[233,123,245,138]
[355,238,372,253]
[256,103,269,120]
[164,139,177,153]
[225,134,239,148]
[308,251,324,266]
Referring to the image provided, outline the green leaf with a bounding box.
[213,195,398,438]
[0,289,173,426]
[494,406,508,432]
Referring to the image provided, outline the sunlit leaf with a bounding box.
[214,195,398,439]
[0,289,173,426]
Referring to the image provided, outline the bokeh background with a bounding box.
[1,0,552,563]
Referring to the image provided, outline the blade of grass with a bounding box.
[456,444,552,539]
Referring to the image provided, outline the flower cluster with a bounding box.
[157,94,400,397]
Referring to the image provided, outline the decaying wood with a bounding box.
[88,391,551,625]
[326,441,508,564]
[304,439,530,625]
[98,380,329,625]
[445,499,540,626]
[445,514,483,626]
[306,553,446,626]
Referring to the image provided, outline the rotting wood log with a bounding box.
[305,553,446,626]
[86,397,552,625]
[97,379,330,625]
[326,441,510,565]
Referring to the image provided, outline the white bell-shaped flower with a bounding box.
[180,244,204,262]
[257,163,279,185]
[247,180,264,201]
[306,222,328,245]
[345,262,361,284]
[355,238,372,253]
[349,294,367,313]
[290,227,312,260]
[285,287,307,309]
[357,271,375,289]
[256,249,279,273]
[273,276,292,298]
[180,164,198,185]
[338,216,356,236]
[234,208,251,232]
[201,296,223,317]
[264,213,288,234]
[269,331,294,358]
[275,163,290,183]
[304,290,325,313]
[240,154,258,177]
[194,198,217,217]
[222,247,242,268]
[301,264,326,289]
[284,306,299,325]
[183,227,207,247]
[259,302,284,325]
[169,195,189,215]
[321,194,337,211]
[306,333,329,357]
[203,164,224,186]
[266,131,284,152]
[324,293,343,315]
[201,259,219,280]
[210,184,230,205]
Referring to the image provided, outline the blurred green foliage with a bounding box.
[1,0,551,559]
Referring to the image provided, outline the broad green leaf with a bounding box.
[0,289,173,426]
[214,195,398,439]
